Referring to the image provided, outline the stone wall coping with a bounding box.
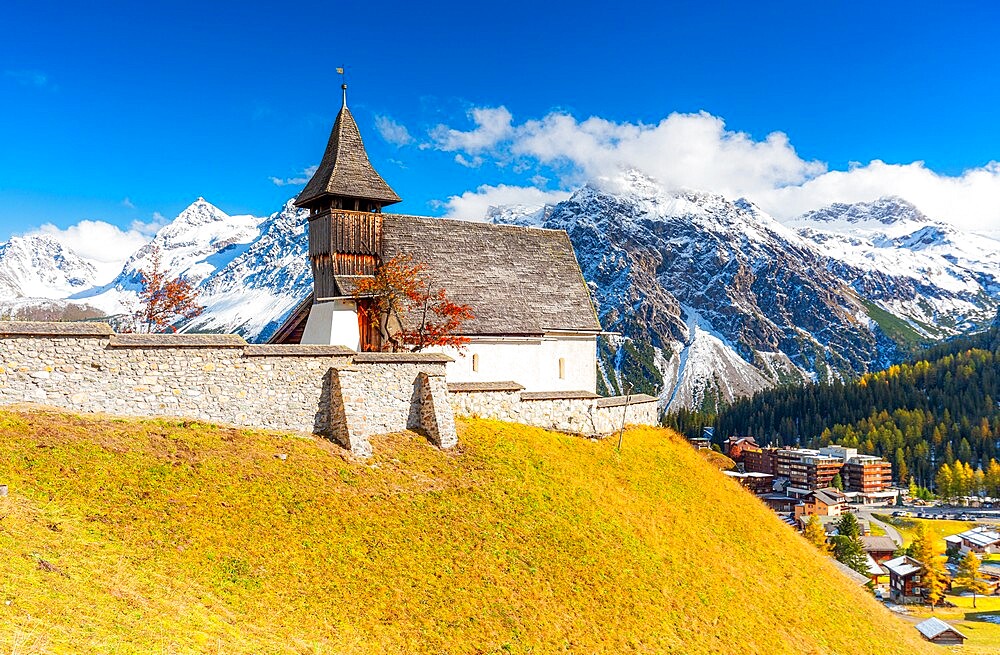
[596,394,659,408]
[520,390,601,401]
[352,352,454,364]
[108,333,248,348]
[243,344,354,357]
[448,381,525,393]
[0,321,113,337]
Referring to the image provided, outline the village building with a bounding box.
[723,470,774,494]
[884,555,951,604]
[725,435,759,462]
[793,488,847,520]
[270,85,602,394]
[914,617,967,645]
[743,444,894,501]
[944,526,1000,556]
[861,535,897,564]
[742,445,777,475]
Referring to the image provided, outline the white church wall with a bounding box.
[301,299,361,350]
[433,332,597,393]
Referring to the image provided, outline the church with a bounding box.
[270,85,602,394]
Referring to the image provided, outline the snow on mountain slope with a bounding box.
[183,200,312,341]
[787,197,1000,333]
[68,198,310,340]
[493,171,902,409]
[0,235,99,300]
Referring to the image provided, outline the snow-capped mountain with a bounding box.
[495,172,904,409]
[67,198,312,340]
[0,235,99,300]
[491,183,1000,409]
[786,197,1000,334]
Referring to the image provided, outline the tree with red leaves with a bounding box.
[133,246,205,333]
[355,255,474,352]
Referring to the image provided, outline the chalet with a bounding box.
[725,436,758,461]
[761,494,797,513]
[884,555,949,604]
[271,85,602,393]
[914,617,967,645]
[793,488,847,520]
[861,535,897,564]
[944,526,1000,556]
[688,437,712,451]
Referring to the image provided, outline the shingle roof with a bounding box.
[861,536,897,553]
[915,617,966,641]
[380,214,602,335]
[296,99,401,208]
[812,489,845,506]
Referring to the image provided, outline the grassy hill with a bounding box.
[0,409,936,654]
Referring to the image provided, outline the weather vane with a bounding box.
[337,66,347,106]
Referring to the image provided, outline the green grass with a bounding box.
[0,409,938,654]
[861,300,930,350]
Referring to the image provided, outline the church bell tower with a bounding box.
[294,83,401,299]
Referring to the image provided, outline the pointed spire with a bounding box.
[294,85,401,210]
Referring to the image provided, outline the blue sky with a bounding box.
[3,0,1000,252]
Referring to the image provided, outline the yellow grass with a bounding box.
[911,596,1000,655]
[875,515,978,550]
[0,409,938,654]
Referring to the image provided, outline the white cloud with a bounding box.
[441,184,570,221]
[270,165,318,187]
[430,106,514,153]
[375,115,414,146]
[27,220,152,282]
[757,160,1000,230]
[430,105,1000,233]
[4,69,54,90]
[454,153,483,168]
[121,197,136,209]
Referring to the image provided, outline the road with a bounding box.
[858,510,904,548]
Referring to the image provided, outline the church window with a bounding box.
[558,357,566,379]
[472,353,479,372]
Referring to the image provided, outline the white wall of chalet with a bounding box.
[432,332,598,394]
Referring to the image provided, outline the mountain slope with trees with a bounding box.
[679,327,1000,490]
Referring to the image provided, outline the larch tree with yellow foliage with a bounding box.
[803,515,830,553]
[909,523,949,609]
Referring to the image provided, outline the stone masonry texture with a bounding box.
[0,323,657,456]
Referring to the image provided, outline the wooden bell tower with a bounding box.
[292,83,402,350]
[294,83,402,299]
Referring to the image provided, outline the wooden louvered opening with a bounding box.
[309,209,384,293]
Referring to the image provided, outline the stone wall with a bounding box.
[329,354,457,457]
[0,322,657,456]
[448,381,659,435]
[0,322,455,457]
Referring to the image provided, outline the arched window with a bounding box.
[558,357,566,380]
[472,353,480,373]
